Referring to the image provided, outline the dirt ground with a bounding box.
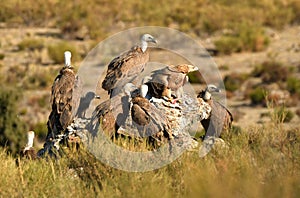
[0,25,299,130]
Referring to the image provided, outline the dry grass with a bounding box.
[0,108,299,197]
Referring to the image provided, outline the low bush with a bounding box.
[287,76,300,96]
[18,38,44,51]
[224,73,248,92]
[0,86,27,155]
[48,42,79,64]
[215,24,269,55]
[273,106,294,123]
[249,87,266,105]
[251,61,289,83]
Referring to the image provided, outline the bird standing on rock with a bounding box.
[198,84,233,138]
[102,34,157,97]
[145,64,198,102]
[46,51,81,142]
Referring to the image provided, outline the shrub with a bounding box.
[287,77,300,96]
[48,42,79,64]
[273,106,294,123]
[224,73,248,92]
[215,24,269,55]
[18,38,44,51]
[0,53,4,60]
[32,121,47,141]
[214,36,242,55]
[249,87,266,105]
[0,86,27,155]
[251,61,289,83]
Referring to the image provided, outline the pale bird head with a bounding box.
[141,34,157,44]
[206,84,221,93]
[123,83,138,97]
[64,51,72,67]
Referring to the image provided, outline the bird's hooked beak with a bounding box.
[151,37,158,44]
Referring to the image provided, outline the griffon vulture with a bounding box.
[102,34,157,96]
[19,131,37,160]
[198,84,233,138]
[46,51,81,141]
[145,64,198,101]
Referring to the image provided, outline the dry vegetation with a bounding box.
[0,0,300,197]
[0,112,299,197]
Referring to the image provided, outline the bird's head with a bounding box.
[141,34,157,44]
[64,51,72,67]
[124,83,139,98]
[140,34,157,52]
[175,64,199,74]
[206,84,221,93]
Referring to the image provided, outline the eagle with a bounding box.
[46,51,81,141]
[102,34,157,97]
[145,64,198,101]
[198,84,233,138]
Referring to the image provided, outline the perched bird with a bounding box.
[146,64,198,101]
[89,83,137,138]
[46,51,81,141]
[89,83,171,141]
[19,131,37,160]
[102,34,157,96]
[198,84,233,138]
[130,90,171,138]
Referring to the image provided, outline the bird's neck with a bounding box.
[65,58,71,67]
[203,90,211,101]
[141,40,148,52]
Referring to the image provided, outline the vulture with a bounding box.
[145,64,198,101]
[88,83,137,138]
[130,89,171,138]
[46,51,81,141]
[198,84,233,138]
[19,131,37,160]
[102,34,157,96]
[89,83,171,140]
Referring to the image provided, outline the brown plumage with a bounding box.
[102,34,157,96]
[146,64,198,99]
[89,83,171,140]
[89,83,137,138]
[198,85,233,138]
[131,95,171,137]
[46,51,80,140]
[89,100,117,137]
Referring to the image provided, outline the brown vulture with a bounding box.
[145,64,198,101]
[198,84,233,138]
[102,34,157,97]
[46,51,81,141]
